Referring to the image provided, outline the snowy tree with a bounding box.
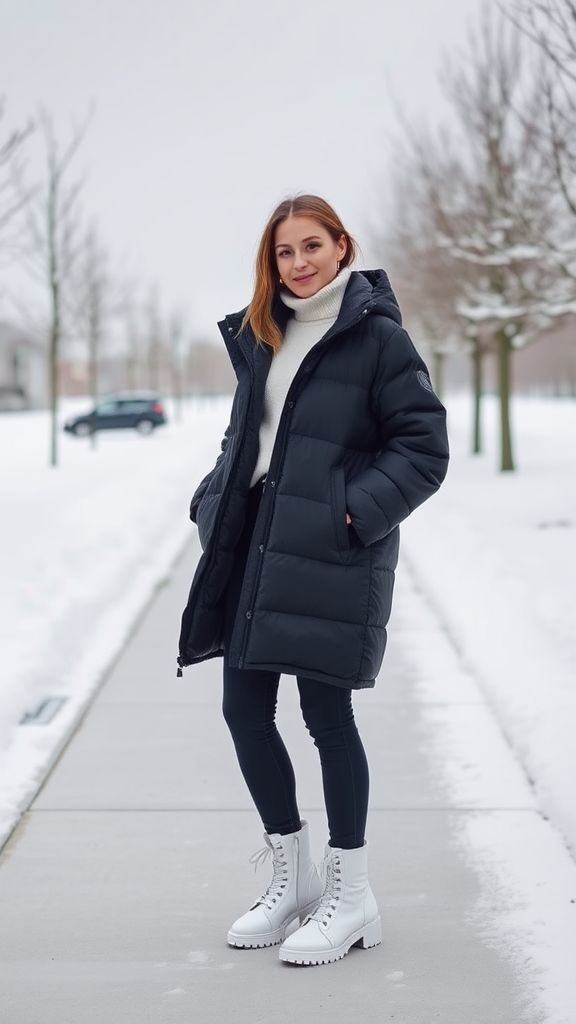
[377,141,496,456]
[503,0,576,226]
[410,4,576,470]
[385,195,459,402]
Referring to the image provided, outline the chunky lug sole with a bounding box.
[278,914,382,965]
[227,898,321,949]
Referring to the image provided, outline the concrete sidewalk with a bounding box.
[1,535,575,1023]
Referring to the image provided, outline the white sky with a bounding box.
[1,0,491,340]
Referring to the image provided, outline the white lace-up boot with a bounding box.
[227,819,324,949]
[278,839,382,965]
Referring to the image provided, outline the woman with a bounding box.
[177,194,449,966]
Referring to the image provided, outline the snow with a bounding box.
[453,810,576,1024]
[455,298,576,321]
[2,391,575,857]
[393,564,575,1024]
[1,388,576,1012]
[0,394,233,841]
[400,391,576,858]
[448,243,548,265]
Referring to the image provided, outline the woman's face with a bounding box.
[274,215,347,297]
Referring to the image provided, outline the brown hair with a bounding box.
[239,193,360,354]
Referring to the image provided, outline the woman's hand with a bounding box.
[345,512,352,524]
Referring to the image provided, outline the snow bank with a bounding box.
[0,394,232,845]
[400,391,576,856]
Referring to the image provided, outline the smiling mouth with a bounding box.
[294,273,316,282]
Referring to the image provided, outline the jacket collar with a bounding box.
[218,268,402,372]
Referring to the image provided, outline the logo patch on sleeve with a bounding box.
[416,370,433,393]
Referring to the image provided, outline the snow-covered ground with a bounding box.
[0,394,233,844]
[1,389,575,867]
[401,391,576,858]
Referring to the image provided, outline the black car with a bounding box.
[64,392,168,436]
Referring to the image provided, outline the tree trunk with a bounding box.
[497,328,514,471]
[169,326,183,424]
[471,338,483,454]
[88,310,99,451]
[49,287,59,468]
[48,184,59,469]
[432,350,444,402]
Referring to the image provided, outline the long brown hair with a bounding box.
[239,193,360,354]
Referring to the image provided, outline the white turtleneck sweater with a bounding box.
[249,265,352,488]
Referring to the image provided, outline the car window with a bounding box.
[96,401,119,415]
[117,400,151,412]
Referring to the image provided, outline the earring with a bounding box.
[279,277,284,285]
[336,261,340,273]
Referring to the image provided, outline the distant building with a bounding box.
[0,321,47,410]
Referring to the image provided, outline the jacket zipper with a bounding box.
[236,304,371,670]
[177,327,255,676]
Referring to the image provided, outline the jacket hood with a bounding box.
[355,268,402,325]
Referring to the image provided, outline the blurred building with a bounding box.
[0,321,47,410]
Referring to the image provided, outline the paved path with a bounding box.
[1,535,575,1023]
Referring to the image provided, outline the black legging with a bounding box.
[221,476,369,849]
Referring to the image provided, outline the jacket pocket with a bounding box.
[330,464,351,557]
[196,491,221,551]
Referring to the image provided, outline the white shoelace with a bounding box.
[248,842,289,910]
[303,854,342,926]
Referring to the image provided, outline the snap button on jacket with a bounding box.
[177,269,449,689]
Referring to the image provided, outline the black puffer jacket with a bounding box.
[177,269,449,689]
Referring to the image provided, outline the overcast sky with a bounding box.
[2,0,493,340]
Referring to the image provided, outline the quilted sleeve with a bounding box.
[189,420,233,523]
[345,325,449,546]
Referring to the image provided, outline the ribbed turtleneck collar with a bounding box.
[278,265,352,322]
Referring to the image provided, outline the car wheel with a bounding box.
[135,418,155,435]
[73,422,93,437]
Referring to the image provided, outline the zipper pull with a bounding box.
[176,655,184,678]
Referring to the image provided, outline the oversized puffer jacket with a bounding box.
[177,268,449,689]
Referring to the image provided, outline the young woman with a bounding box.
[177,194,449,966]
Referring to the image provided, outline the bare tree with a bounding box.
[71,222,127,448]
[398,4,576,471]
[502,0,576,222]
[376,139,494,454]
[445,6,576,468]
[14,105,93,466]
[117,284,142,391]
[383,158,463,404]
[0,97,33,270]
[145,284,163,390]
[167,309,185,422]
